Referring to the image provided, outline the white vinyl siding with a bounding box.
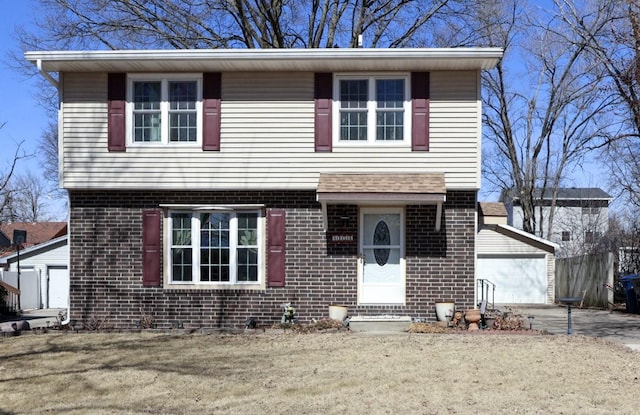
[60,71,481,190]
[476,227,547,255]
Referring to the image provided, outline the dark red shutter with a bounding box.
[314,73,332,152]
[411,72,430,151]
[108,73,126,152]
[203,72,222,151]
[142,210,161,287]
[267,209,286,287]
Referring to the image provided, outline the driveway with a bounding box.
[512,304,640,351]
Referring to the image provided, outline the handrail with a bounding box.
[0,280,21,314]
[477,278,496,312]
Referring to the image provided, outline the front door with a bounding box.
[359,208,405,304]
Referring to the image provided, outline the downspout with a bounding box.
[37,59,69,325]
[36,59,59,89]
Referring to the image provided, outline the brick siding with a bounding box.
[69,190,476,329]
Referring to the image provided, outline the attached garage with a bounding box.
[477,224,557,305]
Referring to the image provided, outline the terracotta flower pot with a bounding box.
[465,309,481,331]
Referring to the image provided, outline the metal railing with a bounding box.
[477,279,496,312]
[0,281,21,314]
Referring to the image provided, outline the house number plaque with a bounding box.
[328,233,356,245]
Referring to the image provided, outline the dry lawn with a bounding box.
[0,330,638,414]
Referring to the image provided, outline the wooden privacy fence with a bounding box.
[555,252,614,308]
[0,281,20,314]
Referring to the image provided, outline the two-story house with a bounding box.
[26,48,502,328]
[504,187,612,257]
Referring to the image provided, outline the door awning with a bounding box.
[316,173,447,231]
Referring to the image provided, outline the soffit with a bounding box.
[25,48,503,73]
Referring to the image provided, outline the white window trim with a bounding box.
[166,208,265,288]
[332,73,411,147]
[126,73,203,147]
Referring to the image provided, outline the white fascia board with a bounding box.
[25,48,503,73]
[495,224,560,250]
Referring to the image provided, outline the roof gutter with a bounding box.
[36,59,59,89]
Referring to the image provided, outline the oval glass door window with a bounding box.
[373,220,391,266]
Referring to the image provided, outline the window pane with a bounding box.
[169,81,197,142]
[133,82,161,110]
[169,81,197,110]
[171,214,191,245]
[376,111,404,141]
[200,213,230,282]
[340,112,367,141]
[376,79,404,109]
[170,213,193,282]
[133,112,161,142]
[171,248,192,282]
[169,113,197,142]
[340,80,367,108]
[237,213,259,283]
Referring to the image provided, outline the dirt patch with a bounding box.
[0,331,638,414]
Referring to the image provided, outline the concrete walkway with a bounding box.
[0,308,66,333]
[509,304,640,351]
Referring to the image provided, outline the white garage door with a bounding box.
[477,256,547,304]
[48,267,69,308]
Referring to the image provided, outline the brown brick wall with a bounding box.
[69,190,476,329]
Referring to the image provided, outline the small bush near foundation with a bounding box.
[83,317,114,331]
[272,318,345,333]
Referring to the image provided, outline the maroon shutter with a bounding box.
[108,73,127,152]
[203,72,222,151]
[411,72,430,151]
[314,73,332,152]
[267,209,286,287]
[142,210,161,287]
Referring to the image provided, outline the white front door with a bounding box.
[359,208,405,304]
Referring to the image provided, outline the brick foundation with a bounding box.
[69,190,476,329]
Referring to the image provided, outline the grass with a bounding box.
[0,330,638,414]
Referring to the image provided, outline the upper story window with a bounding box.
[168,210,262,285]
[128,74,202,145]
[333,74,410,145]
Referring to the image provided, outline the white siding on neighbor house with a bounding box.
[510,205,609,257]
[61,71,481,190]
[476,227,545,255]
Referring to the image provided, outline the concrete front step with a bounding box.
[349,315,412,333]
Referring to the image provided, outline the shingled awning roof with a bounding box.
[316,173,447,231]
[478,202,507,217]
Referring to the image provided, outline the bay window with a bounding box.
[168,210,262,284]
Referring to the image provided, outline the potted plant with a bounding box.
[435,301,455,322]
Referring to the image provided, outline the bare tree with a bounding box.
[477,0,612,236]
[38,121,61,188]
[0,122,32,224]
[9,170,55,222]
[14,0,476,52]
[554,1,640,208]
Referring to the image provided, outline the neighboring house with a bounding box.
[0,236,69,309]
[0,222,67,256]
[26,47,502,328]
[477,202,557,304]
[503,188,611,257]
[0,223,68,310]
